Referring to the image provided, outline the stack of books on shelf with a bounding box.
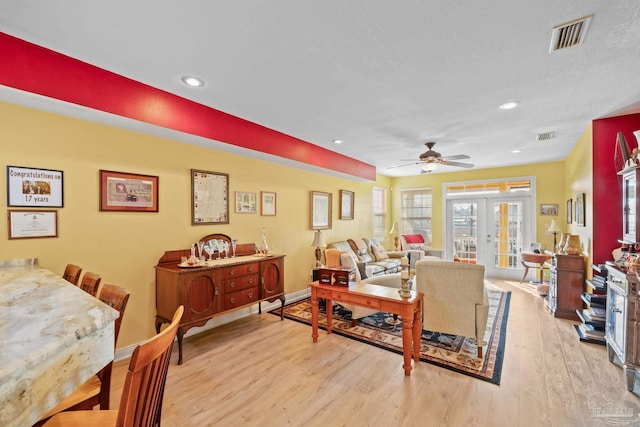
[575,264,608,345]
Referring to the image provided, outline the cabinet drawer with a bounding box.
[332,292,381,310]
[223,287,259,310]
[223,263,259,279]
[223,274,259,293]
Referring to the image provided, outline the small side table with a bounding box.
[520,251,552,284]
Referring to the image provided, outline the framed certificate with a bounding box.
[8,210,58,239]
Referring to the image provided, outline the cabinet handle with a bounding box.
[230,269,235,275]
[248,292,253,299]
[248,278,253,284]
[230,282,236,288]
[215,287,218,296]
[611,307,622,313]
[230,297,235,304]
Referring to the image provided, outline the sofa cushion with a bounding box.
[371,245,389,261]
[349,238,373,263]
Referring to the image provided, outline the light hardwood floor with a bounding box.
[110,279,640,426]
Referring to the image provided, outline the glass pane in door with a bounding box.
[452,202,478,263]
[492,201,524,269]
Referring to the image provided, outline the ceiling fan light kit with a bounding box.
[388,142,474,173]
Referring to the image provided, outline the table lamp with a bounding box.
[311,230,326,267]
[547,219,562,251]
[389,222,399,251]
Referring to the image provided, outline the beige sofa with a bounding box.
[326,238,423,278]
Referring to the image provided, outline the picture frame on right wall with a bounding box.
[576,193,586,227]
[567,199,573,224]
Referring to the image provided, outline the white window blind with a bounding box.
[401,188,432,246]
[372,187,386,240]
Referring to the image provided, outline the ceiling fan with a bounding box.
[388,142,474,173]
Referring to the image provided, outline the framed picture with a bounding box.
[567,199,573,224]
[310,191,332,230]
[339,190,354,220]
[540,203,558,216]
[100,170,159,212]
[191,169,229,224]
[8,210,58,239]
[235,191,257,213]
[261,191,276,216]
[7,165,63,207]
[576,193,586,226]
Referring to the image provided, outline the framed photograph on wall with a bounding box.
[567,199,573,224]
[7,165,63,207]
[8,209,58,239]
[191,169,229,224]
[310,191,332,230]
[576,193,586,226]
[540,203,558,216]
[261,191,276,216]
[235,191,257,213]
[339,190,354,220]
[99,170,159,212]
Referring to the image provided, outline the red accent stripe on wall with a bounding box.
[0,32,376,180]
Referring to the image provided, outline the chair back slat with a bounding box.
[62,264,82,285]
[98,284,130,344]
[79,272,102,297]
[116,306,183,427]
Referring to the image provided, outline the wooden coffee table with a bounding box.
[309,280,423,376]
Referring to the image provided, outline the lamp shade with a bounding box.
[547,219,562,233]
[311,230,326,247]
[389,222,398,235]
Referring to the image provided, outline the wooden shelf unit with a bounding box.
[546,252,585,321]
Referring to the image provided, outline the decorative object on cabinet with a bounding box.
[310,191,332,230]
[547,219,562,249]
[260,191,276,216]
[8,209,58,239]
[605,262,640,391]
[235,191,256,213]
[99,169,158,212]
[155,233,285,364]
[614,131,634,172]
[566,199,573,224]
[574,263,607,345]
[545,252,584,320]
[339,190,354,220]
[540,203,558,216]
[7,165,63,208]
[557,232,570,254]
[563,234,582,255]
[575,193,586,226]
[311,229,326,268]
[191,169,229,225]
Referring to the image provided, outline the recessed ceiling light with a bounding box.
[511,149,522,154]
[180,76,205,87]
[499,101,519,110]
[333,139,343,144]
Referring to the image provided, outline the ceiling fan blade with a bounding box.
[386,162,422,169]
[441,154,470,161]
[441,160,474,168]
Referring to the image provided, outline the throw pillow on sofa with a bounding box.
[371,245,389,261]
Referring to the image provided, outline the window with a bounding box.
[401,188,432,246]
[372,187,386,240]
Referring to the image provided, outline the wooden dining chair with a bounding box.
[62,264,82,286]
[79,272,102,297]
[44,305,183,427]
[35,285,131,426]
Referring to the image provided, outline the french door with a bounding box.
[445,196,532,279]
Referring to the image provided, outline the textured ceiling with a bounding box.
[1,1,640,177]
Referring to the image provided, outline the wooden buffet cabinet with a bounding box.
[155,234,285,364]
[546,252,584,321]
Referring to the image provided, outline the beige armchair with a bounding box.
[414,260,489,358]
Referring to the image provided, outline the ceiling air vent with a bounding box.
[549,14,593,52]
[536,132,555,141]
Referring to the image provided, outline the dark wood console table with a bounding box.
[155,234,285,364]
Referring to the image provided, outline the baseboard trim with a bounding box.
[114,288,311,362]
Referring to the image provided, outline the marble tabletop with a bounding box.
[0,259,120,427]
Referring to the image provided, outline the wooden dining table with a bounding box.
[0,259,119,427]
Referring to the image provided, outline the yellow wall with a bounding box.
[388,161,566,252]
[564,125,593,276]
[0,101,390,349]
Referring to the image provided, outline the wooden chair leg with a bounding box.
[477,345,483,358]
[519,261,530,284]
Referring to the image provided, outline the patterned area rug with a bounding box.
[270,287,510,384]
